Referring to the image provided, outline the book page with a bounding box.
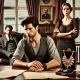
[44,72,69,79]
[23,71,69,79]
[23,72,46,79]
[0,69,26,79]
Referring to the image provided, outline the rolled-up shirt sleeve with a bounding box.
[47,36,61,64]
[11,39,26,64]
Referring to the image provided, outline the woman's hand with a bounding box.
[69,28,78,34]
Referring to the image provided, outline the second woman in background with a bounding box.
[53,3,79,58]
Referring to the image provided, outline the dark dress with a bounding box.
[53,18,79,58]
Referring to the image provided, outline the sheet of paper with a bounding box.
[0,69,26,79]
[23,72,46,79]
[23,71,69,79]
[76,65,80,71]
[44,72,69,79]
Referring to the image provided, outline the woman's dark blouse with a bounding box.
[53,18,79,58]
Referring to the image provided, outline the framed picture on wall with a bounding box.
[75,19,80,43]
[40,6,53,21]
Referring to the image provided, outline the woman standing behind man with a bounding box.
[53,3,79,58]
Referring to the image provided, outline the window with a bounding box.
[66,0,80,43]
[4,0,28,33]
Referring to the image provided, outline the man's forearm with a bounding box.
[56,32,71,38]
[12,60,29,68]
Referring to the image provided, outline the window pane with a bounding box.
[18,10,28,24]
[4,10,15,18]
[3,10,16,31]
[18,0,26,7]
[18,10,28,33]
[75,0,80,7]
[66,0,73,7]
[4,0,15,7]
[75,10,80,18]
[4,10,15,24]
[18,25,25,33]
[70,11,73,17]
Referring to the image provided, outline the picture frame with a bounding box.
[40,6,53,21]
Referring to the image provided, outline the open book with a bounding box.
[0,67,69,79]
[23,71,69,79]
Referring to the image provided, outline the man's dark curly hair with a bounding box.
[5,25,13,30]
[21,16,39,28]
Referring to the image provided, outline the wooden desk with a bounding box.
[0,65,80,80]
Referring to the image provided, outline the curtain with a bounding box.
[26,0,37,16]
[0,0,4,33]
[54,0,66,23]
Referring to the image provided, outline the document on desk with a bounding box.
[23,72,46,79]
[0,69,26,79]
[23,71,69,79]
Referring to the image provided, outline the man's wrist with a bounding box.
[27,62,33,68]
[42,63,47,70]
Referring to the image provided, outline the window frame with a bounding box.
[3,0,28,32]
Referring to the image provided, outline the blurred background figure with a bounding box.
[0,25,20,64]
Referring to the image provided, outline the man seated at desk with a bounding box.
[11,16,61,72]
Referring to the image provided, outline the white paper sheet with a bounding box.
[0,69,26,79]
[23,71,69,79]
